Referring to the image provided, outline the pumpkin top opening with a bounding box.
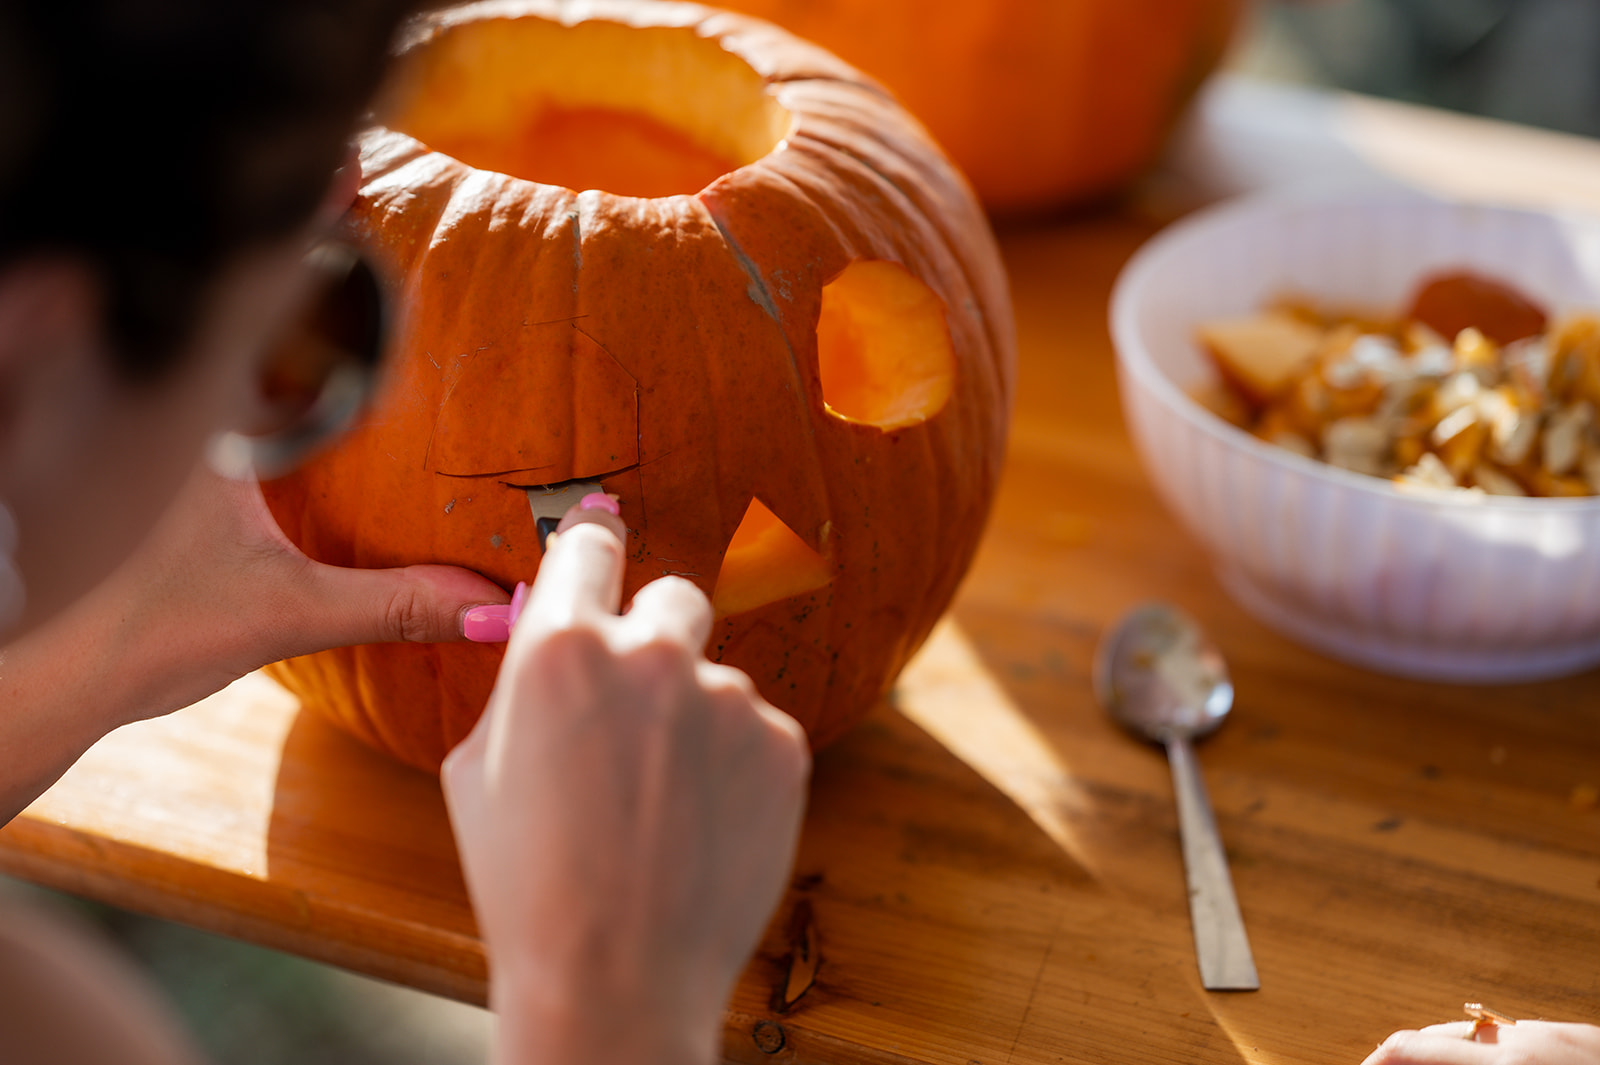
[378,15,793,198]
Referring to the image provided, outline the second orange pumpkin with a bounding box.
[690,0,1243,215]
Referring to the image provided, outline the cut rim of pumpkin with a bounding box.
[817,260,956,430]
[380,17,793,198]
[712,498,832,617]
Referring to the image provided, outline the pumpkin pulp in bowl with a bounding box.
[262,0,1016,772]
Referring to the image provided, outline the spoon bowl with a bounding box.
[1094,602,1235,743]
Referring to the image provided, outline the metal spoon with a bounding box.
[1093,602,1259,991]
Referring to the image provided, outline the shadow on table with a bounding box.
[256,627,1251,1065]
[890,612,1260,1065]
[264,706,485,1004]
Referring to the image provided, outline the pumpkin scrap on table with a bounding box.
[262,0,1016,772]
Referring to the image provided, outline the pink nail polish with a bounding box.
[509,581,530,626]
[463,604,512,643]
[579,492,620,516]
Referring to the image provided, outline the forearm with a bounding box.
[487,969,715,1065]
[0,595,138,822]
[0,547,259,822]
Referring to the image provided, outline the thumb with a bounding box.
[278,560,509,655]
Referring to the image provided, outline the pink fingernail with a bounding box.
[463,604,512,643]
[508,581,530,626]
[579,492,620,515]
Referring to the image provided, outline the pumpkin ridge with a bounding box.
[703,210,781,328]
[354,151,464,302]
[690,6,888,95]
[358,135,431,187]
[810,135,1009,444]
[688,196,840,620]
[776,87,1013,388]
[699,200,831,494]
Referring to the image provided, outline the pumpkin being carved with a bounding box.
[262,0,1016,772]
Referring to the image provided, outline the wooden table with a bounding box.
[4,77,1600,1065]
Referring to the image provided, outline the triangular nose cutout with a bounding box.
[711,498,832,616]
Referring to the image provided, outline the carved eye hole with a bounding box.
[711,497,831,617]
[817,260,955,430]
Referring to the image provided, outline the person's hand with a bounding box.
[54,460,504,716]
[0,461,504,818]
[1364,1019,1600,1064]
[441,504,812,1065]
[93,461,505,712]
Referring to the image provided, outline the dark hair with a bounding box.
[0,0,414,381]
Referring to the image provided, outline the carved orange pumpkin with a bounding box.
[262,0,1015,772]
[690,0,1243,214]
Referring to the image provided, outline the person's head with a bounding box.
[0,0,413,637]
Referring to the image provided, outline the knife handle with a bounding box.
[536,516,561,551]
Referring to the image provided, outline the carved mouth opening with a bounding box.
[380,15,794,198]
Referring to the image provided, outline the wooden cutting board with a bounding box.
[4,78,1600,1065]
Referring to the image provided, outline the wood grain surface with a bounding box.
[3,78,1600,1065]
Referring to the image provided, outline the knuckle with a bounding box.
[384,581,433,643]
[699,660,757,697]
[623,636,695,687]
[653,574,710,608]
[503,623,609,689]
[766,712,812,777]
[530,624,610,668]
[628,576,712,637]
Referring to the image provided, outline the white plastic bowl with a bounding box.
[1111,190,1600,682]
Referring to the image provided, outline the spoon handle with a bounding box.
[1165,736,1259,991]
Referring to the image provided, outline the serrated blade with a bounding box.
[523,480,604,521]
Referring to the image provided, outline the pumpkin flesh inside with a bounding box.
[381,18,792,197]
[433,106,739,201]
[818,260,956,429]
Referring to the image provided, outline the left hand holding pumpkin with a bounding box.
[0,462,504,819]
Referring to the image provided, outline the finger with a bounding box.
[619,576,713,652]
[288,562,509,652]
[549,496,626,545]
[1362,1030,1501,1065]
[525,521,626,628]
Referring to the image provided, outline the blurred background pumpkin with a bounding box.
[664,0,1245,215]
